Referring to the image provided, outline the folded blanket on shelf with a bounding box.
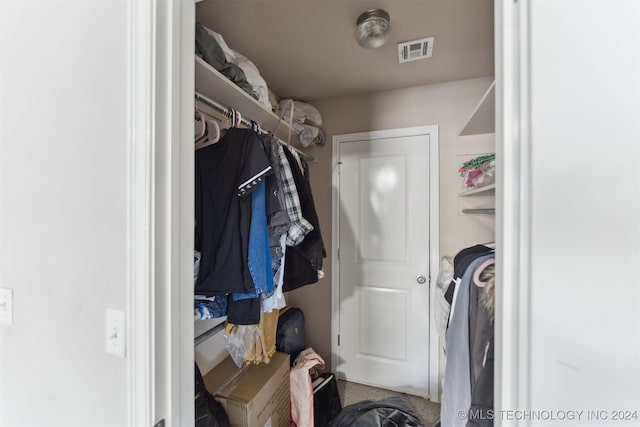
[278,99,323,127]
[195,23,256,99]
[278,99,326,147]
[199,24,273,110]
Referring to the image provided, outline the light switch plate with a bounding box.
[106,309,126,358]
[0,288,13,325]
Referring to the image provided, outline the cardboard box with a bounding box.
[203,352,291,427]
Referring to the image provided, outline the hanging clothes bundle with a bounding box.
[438,244,495,427]
[281,143,326,291]
[193,96,324,367]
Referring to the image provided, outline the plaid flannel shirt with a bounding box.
[277,144,314,246]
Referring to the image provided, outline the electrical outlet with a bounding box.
[106,309,126,358]
[0,288,13,325]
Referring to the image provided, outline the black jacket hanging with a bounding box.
[282,146,326,292]
[194,128,272,296]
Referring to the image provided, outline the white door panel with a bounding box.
[336,133,432,396]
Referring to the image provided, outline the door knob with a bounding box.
[416,275,427,285]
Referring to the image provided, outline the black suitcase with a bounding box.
[313,372,342,427]
[276,306,305,362]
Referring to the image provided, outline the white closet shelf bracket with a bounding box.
[459,80,495,136]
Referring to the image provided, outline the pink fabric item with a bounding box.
[290,348,325,427]
[463,168,483,188]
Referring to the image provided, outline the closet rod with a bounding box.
[194,91,315,162]
[194,320,226,347]
[462,208,496,215]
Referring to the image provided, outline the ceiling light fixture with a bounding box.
[354,9,391,49]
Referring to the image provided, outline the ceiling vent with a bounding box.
[398,36,434,63]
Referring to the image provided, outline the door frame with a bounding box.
[331,126,440,402]
[494,0,531,424]
[137,0,529,424]
[154,1,197,426]
[127,0,196,426]
[127,0,155,424]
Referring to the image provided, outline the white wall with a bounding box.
[0,2,130,425]
[525,0,640,418]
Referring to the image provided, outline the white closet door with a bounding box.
[333,126,439,398]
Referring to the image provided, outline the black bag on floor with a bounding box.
[313,373,342,427]
[327,395,424,427]
[195,362,231,427]
[276,306,305,361]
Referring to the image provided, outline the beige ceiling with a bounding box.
[196,0,494,102]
